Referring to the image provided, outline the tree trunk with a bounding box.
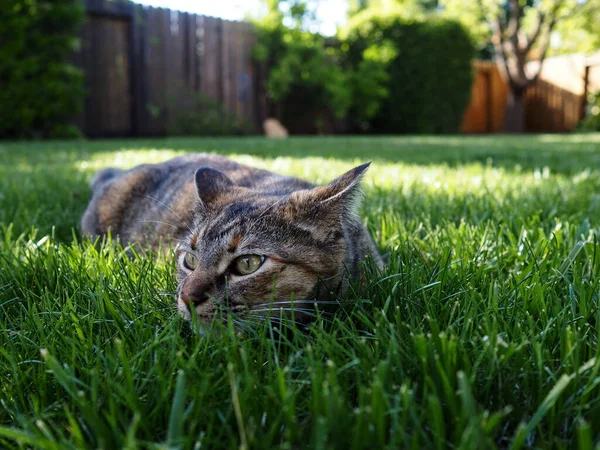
[504,88,526,133]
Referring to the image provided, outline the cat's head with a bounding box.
[175,163,370,323]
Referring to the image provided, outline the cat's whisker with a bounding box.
[256,316,311,331]
[318,270,346,282]
[248,308,330,317]
[137,220,177,228]
[140,194,194,235]
[248,306,319,313]
[251,300,342,307]
[245,313,301,326]
[246,316,301,326]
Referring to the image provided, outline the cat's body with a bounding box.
[81,154,381,322]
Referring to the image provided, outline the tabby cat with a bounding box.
[81,154,382,322]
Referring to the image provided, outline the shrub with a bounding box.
[253,1,352,134]
[0,0,84,138]
[166,93,255,137]
[578,91,600,132]
[341,9,476,134]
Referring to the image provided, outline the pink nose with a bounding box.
[181,291,208,309]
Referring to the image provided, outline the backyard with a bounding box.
[1,134,600,448]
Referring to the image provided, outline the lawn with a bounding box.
[1,134,600,449]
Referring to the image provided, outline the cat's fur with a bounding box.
[81,154,381,322]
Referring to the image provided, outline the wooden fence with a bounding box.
[525,78,585,132]
[462,60,587,133]
[73,0,265,137]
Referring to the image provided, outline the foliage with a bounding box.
[0,0,85,138]
[254,0,474,134]
[438,0,493,56]
[2,134,600,447]
[341,8,475,133]
[253,0,352,132]
[552,2,600,56]
[578,91,600,131]
[439,0,600,58]
[166,93,255,137]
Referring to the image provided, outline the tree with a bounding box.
[490,0,598,132]
[441,0,600,132]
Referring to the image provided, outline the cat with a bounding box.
[81,154,382,323]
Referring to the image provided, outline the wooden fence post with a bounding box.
[581,65,590,122]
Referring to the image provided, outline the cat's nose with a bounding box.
[181,291,209,309]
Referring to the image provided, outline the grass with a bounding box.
[1,134,600,449]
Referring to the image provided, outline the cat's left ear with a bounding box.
[194,167,234,206]
[288,162,370,218]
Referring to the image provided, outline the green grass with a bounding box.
[1,134,600,449]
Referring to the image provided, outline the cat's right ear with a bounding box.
[194,168,234,206]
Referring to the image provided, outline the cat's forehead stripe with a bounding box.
[202,200,270,243]
[228,234,242,252]
[190,232,199,249]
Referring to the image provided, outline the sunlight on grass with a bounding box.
[1,135,600,448]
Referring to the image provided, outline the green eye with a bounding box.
[183,253,198,270]
[233,254,264,275]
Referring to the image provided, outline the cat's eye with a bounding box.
[183,253,198,270]
[233,254,264,275]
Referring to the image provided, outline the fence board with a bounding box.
[242,23,257,128]
[170,9,187,123]
[200,17,222,103]
[183,13,197,91]
[146,7,168,134]
[132,4,147,135]
[461,61,508,133]
[79,15,131,136]
[222,20,232,113]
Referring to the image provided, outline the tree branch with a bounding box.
[528,14,559,86]
[507,0,522,37]
[525,11,545,54]
[492,18,516,88]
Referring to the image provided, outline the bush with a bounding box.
[341,9,476,134]
[578,91,600,132]
[253,1,352,134]
[166,93,255,137]
[0,0,84,138]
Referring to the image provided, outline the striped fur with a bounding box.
[81,154,382,322]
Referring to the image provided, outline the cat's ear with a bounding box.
[312,162,370,206]
[288,162,370,218]
[194,168,234,205]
